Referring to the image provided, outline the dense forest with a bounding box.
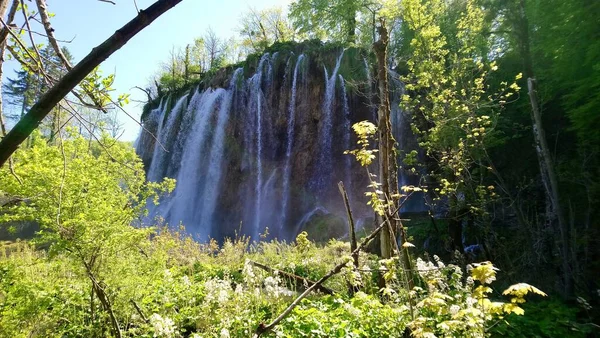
[0,0,598,337]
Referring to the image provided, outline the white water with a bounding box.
[147,94,188,182]
[249,54,271,239]
[137,49,426,242]
[279,54,305,235]
[338,75,352,192]
[316,50,345,191]
[167,89,226,239]
[197,68,244,234]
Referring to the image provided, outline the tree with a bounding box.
[203,27,226,70]
[3,69,36,120]
[238,6,294,54]
[289,0,369,43]
[373,20,413,285]
[0,132,174,337]
[400,0,519,251]
[0,0,185,167]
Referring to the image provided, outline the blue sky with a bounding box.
[6,0,291,141]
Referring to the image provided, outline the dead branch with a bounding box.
[248,260,334,295]
[132,85,153,102]
[338,181,358,269]
[130,299,148,323]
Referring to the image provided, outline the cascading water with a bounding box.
[167,89,226,239]
[197,68,243,236]
[166,89,202,178]
[279,54,305,235]
[315,50,344,192]
[137,46,425,243]
[147,94,188,182]
[338,75,352,192]
[135,97,165,163]
[247,54,271,239]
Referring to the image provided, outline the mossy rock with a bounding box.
[302,211,347,243]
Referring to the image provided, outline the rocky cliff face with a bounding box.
[136,43,421,242]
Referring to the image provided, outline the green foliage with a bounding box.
[399,0,522,224]
[0,132,174,336]
[491,299,593,337]
[345,120,378,167]
[1,225,551,337]
[407,258,547,338]
[238,7,294,54]
[279,292,409,337]
[289,0,375,44]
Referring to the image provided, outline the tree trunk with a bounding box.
[517,0,572,297]
[528,77,572,296]
[0,0,184,167]
[373,20,414,287]
[373,20,394,259]
[346,11,356,43]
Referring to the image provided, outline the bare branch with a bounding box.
[248,260,335,295]
[0,0,184,167]
[35,0,110,114]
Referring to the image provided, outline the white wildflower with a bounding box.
[204,278,231,304]
[149,313,176,338]
[449,304,460,315]
[243,259,257,286]
[182,275,191,287]
[264,276,281,297]
[220,328,230,338]
[344,303,361,317]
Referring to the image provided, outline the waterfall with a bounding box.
[248,54,270,239]
[197,68,243,236]
[279,54,305,236]
[295,206,329,235]
[315,50,345,192]
[338,75,352,192]
[389,70,426,213]
[363,57,377,122]
[167,89,226,239]
[136,47,423,242]
[166,89,201,178]
[135,97,165,166]
[147,94,188,182]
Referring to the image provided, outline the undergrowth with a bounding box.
[0,227,560,337]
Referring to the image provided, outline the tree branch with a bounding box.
[0,0,184,167]
[35,0,110,114]
[248,260,335,295]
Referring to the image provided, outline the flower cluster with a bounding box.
[149,313,176,338]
